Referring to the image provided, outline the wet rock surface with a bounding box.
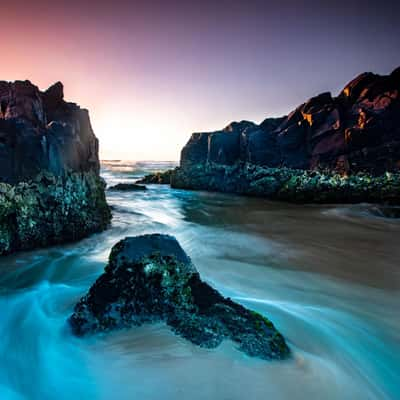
[69,234,290,361]
[171,163,400,204]
[137,170,172,184]
[108,183,147,191]
[0,171,110,255]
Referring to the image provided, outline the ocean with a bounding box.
[0,160,398,400]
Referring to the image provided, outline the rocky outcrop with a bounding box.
[171,164,400,204]
[137,170,172,184]
[0,171,110,255]
[0,80,110,255]
[108,183,147,191]
[69,234,290,361]
[172,67,400,202]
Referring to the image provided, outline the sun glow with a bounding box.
[93,104,187,162]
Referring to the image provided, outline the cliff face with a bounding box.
[171,67,400,203]
[179,67,400,175]
[0,80,110,255]
[0,80,99,184]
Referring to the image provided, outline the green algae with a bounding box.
[171,162,400,204]
[0,171,111,255]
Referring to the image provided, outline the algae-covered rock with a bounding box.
[171,66,400,203]
[171,162,400,204]
[108,183,147,191]
[69,234,290,361]
[0,171,110,255]
[0,79,111,255]
[137,170,173,184]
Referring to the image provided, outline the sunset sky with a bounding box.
[2,0,399,160]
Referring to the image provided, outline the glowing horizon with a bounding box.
[2,0,399,161]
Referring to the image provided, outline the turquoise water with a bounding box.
[0,160,399,399]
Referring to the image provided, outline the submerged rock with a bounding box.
[108,183,147,191]
[69,234,290,361]
[369,205,400,219]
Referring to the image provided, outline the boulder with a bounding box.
[69,234,290,361]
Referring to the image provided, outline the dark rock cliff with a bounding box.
[171,67,400,203]
[179,67,400,174]
[0,80,99,184]
[0,80,110,255]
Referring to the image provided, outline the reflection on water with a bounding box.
[0,161,399,399]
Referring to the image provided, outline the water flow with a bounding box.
[0,161,398,399]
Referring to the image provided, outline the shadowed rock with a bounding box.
[171,67,400,203]
[177,67,400,174]
[69,234,290,361]
[0,80,99,184]
[137,170,173,184]
[0,80,111,255]
[108,183,147,191]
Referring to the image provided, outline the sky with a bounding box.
[1,0,399,161]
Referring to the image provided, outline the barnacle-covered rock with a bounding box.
[69,234,290,361]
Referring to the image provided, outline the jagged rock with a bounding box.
[177,67,400,174]
[0,80,99,184]
[69,234,290,361]
[108,183,147,191]
[171,67,400,202]
[0,80,110,255]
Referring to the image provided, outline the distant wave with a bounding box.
[101,160,178,175]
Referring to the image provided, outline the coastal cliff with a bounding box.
[0,80,110,255]
[170,67,400,203]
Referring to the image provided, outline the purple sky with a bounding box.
[2,0,399,160]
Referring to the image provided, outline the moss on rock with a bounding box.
[0,171,111,255]
[69,234,290,361]
[171,162,400,204]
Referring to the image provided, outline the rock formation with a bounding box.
[137,170,172,184]
[69,234,290,361]
[0,80,110,255]
[171,67,400,203]
[108,183,147,191]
